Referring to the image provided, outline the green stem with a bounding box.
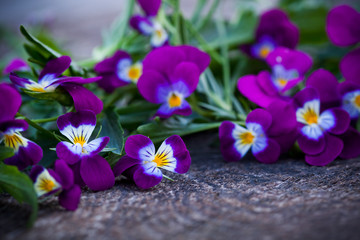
[173,0,182,45]
[196,0,220,31]
[32,116,59,124]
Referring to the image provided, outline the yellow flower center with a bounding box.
[128,66,142,82]
[354,95,360,107]
[277,78,287,87]
[73,135,86,147]
[259,46,271,58]
[4,133,26,150]
[155,30,162,38]
[153,152,169,167]
[38,177,56,192]
[168,93,182,108]
[27,86,46,93]
[303,108,318,125]
[240,132,255,145]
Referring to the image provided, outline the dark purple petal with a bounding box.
[69,161,86,187]
[113,155,141,177]
[306,69,341,110]
[305,134,343,166]
[176,45,211,73]
[133,164,162,189]
[271,129,298,154]
[56,141,82,165]
[58,185,81,211]
[257,71,279,96]
[323,108,350,135]
[125,134,155,160]
[29,165,45,182]
[97,74,130,93]
[80,155,115,191]
[292,87,319,109]
[137,70,170,104]
[0,119,28,133]
[297,131,325,155]
[5,141,43,170]
[340,48,360,83]
[163,135,191,174]
[0,83,22,122]
[48,76,101,87]
[138,0,161,16]
[338,81,360,96]
[94,50,131,74]
[84,137,109,155]
[61,83,103,115]
[155,99,192,119]
[57,110,96,131]
[9,72,32,88]
[170,62,200,95]
[326,5,360,47]
[54,159,74,190]
[3,58,29,74]
[253,138,280,164]
[266,100,297,136]
[246,108,272,131]
[256,9,299,49]
[219,121,242,162]
[142,46,185,78]
[339,127,360,159]
[129,15,153,35]
[39,56,71,80]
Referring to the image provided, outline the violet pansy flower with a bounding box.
[137,45,210,118]
[219,109,281,164]
[238,47,312,108]
[130,0,168,48]
[113,134,191,189]
[292,87,350,166]
[2,58,30,75]
[242,9,299,59]
[30,159,81,211]
[94,50,142,93]
[9,56,103,114]
[56,110,114,191]
[0,83,42,170]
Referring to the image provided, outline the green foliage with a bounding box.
[100,108,125,155]
[0,146,15,161]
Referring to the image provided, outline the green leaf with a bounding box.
[0,163,38,227]
[22,87,73,106]
[0,146,15,161]
[100,108,125,155]
[105,152,122,168]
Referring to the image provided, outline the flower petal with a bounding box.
[4,141,43,170]
[39,56,71,81]
[3,58,29,74]
[253,138,280,164]
[61,83,103,115]
[305,134,343,166]
[219,121,243,162]
[58,185,81,211]
[83,137,110,155]
[266,100,297,136]
[339,127,360,159]
[56,141,82,164]
[340,48,360,84]
[176,45,211,73]
[96,74,130,93]
[320,108,350,135]
[246,108,272,131]
[133,163,163,189]
[57,110,96,140]
[257,71,279,96]
[113,155,141,177]
[54,159,74,190]
[80,155,115,191]
[326,5,360,47]
[0,119,28,133]
[9,72,32,88]
[137,69,170,104]
[0,83,22,122]
[155,99,192,118]
[298,128,325,155]
[94,50,131,74]
[48,76,102,87]
[125,134,155,161]
[138,0,161,16]
[292,87,319,110]
[69,161,86,187]
[170,62,200,95]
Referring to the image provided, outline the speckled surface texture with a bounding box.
[1,132,360,240]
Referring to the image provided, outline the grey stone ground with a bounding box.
[1,132,360,240]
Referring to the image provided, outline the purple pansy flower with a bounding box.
[238,47,312,108]
[326,5,360,47]
[242,9,299,59]
[3,58,30,75]
[9,56,103,114]
[94,50,142,93]
[292,87,350,166]
[340,48,360,86]
[30,159,81,211]
[130,0,168,48]
[137,45,210,118]
[113,134,191,189]
[219,109,281,164]
[56,110,114,191]
[0,83,42,170]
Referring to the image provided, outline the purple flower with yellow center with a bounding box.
[0,83,42,170]
[9,56,103,114]
[113,134,191,189]
[94,50,142,93]
[130,0,168,48]
[56,110,114,191]
[2,58,30,75]
[326,5,360,47]
[293,87,350,166]
[242,9,299,59]
[238,47,312,108]
[30,159,81,211]
[137,45,210,118]
[219,109,281,164]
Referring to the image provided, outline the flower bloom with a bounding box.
[113,134,191,189]
[241,9,299,59]
[30,159,81,211]
[130,0,168,48]
[137,45,210,118]
[238,47,312,108]
[2,58,30,75]
[56,110,114,191]
[94,50,142,92]
[326,5,360,47]
[292,87,350,166]
[0,83,42,170]
[9,56,103,114]
[219,109,281,164]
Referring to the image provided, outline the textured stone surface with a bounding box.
[1,132,360,240]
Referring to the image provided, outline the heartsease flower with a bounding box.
[137,45,210,118]
[2,58,30,75]
[9,56,103,114]
[94,50,142,93]
[30,159,81,211]
[130,0,168,48]
[0,83,42,170]
[56,110,114,191]
[113,134,191,189]
[219,109,281,164]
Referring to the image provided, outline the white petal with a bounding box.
[301,124,323,140]
[318,110,335,131]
